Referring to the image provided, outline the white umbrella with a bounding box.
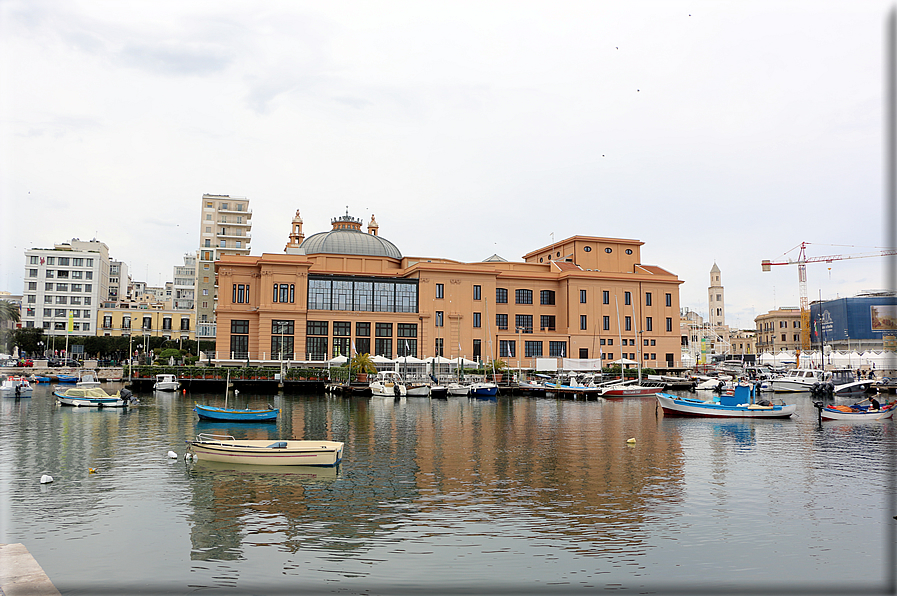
[392,355,426,364]
[612,358,638,365]
[371,355,394,364]
[328,355,348,364]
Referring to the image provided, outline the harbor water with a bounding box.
[1,384,894,595]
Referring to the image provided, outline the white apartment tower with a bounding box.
[22,238,111,337]
[196,194,252,339]
[708,262,726,329]
[173,253,196,310]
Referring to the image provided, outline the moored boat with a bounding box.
[469,381,498,398]
[769,368,826,392]
[185,433,344,467]
[193,403,278,422]
[1,376,33,397]
[446,382,469,396]
[600,381,664,398]
[76,370,102,388]
[154,373,180,391]
[55,387,135,407]
[815,399,897,421]
[656,385,795,418]
[370,371,407,397]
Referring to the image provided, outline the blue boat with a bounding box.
[56,375,78,383]
[469,381,498,398]
[193,403,279,422]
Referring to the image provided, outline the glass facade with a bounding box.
[308,276,417,313]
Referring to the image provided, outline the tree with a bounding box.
[0,300,20,325]
[350,353,377,376]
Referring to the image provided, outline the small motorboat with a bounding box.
[446,382,469,396]
[193,403,278,422]
[56,375,78,384]
[185,433,344,467]
[1,376,33,397]
[55,387,136,408]
[153,374,180,392]
[370,371,407,397]
[600,381,664,398]
[76,370,102,388]
[815,398,897,421]
[656,385,796,418]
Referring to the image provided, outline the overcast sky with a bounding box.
[1,0,893,329]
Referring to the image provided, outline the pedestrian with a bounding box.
[869,396,881,411]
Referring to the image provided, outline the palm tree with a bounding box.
[350,353,377,380]
[0,300,19,325]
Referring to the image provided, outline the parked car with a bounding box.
[1,358,17,367]
[48,357,81,367]
[16,358,34,367]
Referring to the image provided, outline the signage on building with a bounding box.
[871,305,897,332]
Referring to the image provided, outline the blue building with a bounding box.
[809,293,897,351]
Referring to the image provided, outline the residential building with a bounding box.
[213,211,684,370]
[108,260,129,301]
[173,253,196,311]
[98,298,196,342]
[755,307,802,352]
[22,238,111,336]
[196,194,252,341]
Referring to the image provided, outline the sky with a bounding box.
[1,0,893,330]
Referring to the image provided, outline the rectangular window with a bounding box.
[333,321,350,336]
[496,288,508,304]
[515,289,532,304]
[666,293,672,307]
[666,317,673,332]
[376,323,393,337]
[549,341,566,357]
[58,257,69,266]
[27,295,36,304]
[56,296,67,304]
[540,315,555,331]
[499,340,516,358]
[46,257,55,265]
[579,348,589,359]
[45,283,54,291]
[55,308,66,317]
[603,290,609,305]
[143,316,152,330]
[162,317,172,330]
[624,291,631,306]
[307,337,328,361]
[29,256,38,265]
[473,312,481,328]
[333,281,353,311]
[180,318,190,331]
[435,311,444,327]
[524,341,543,357]
[28,269,37,277]
[356,337,371,355]
[397,323,417,338]
[580,289,587,304]
[356,322,371,336]
[645,292,652,306]
[71,284,82,292]
[436,283,444,299]
[603,315,610,331]
[433,338,443,357]
[72,271,82,279]
[273,320,295,335]
[496,313,508,330]
[308,279,331,310]
[230,320,249,359]
[45,270,54,278]
[84,284,91,292]
[473,285,482,300]
[375,338,393,358]
[397,338,417,358]
[540,290,555,305]
[73,258,83,266]
[374,282,395,312]
[473,339,482,361]
[56,283,68,291]
[646,317,653,332]
[28,282,37,291]
[580,314,587,331]
[516,314,533,333]
[272,335,294,360]
[307,321,328,336]
[85,271,92,280]
[625,316,632,331]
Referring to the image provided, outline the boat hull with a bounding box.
[469,383,498,397]
[656,393,796,418]
[187,438,344,466]
[820,402,896,420]
[601,385,663,398]
[54,387,131,407]
[193,404,278,422]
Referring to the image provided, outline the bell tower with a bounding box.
[285,210,304,252]
[708,262,725,329]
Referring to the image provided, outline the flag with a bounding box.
[67,311,74,332]
[351,341,357,355]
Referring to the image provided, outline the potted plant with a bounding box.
[351,353,376,382]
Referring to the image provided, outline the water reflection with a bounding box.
[1,386,893,593]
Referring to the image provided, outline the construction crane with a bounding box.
[762,242,897,351]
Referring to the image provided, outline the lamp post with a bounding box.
[37,341,44,359]
[516,326,525,382]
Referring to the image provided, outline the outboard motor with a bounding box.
[716,381,725,393]
[120,388,133,404]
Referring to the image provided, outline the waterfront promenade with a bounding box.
[0,543,61,596]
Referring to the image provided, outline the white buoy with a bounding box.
[40,474,53,484]
[168,451,177,459]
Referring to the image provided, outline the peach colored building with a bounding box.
[213,211,684,370]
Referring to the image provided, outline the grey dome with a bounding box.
[300,229,402,259]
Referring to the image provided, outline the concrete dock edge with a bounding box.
[0,543,61,596]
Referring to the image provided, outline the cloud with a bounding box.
[119,40,233,76]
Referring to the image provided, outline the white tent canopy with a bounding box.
[328,355,348,365]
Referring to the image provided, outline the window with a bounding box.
[666,317,673,332]
[84,284,91,292]
[432,338,442,357]
[55,308,66,317]
[397,323,417,338]
[580,348,589,359]
[27,295,35,304]
[540,290,555,305]
[499,340,516,358]
[782,333,787,342]
[473,312,481,328]
[56,296,67,304]
[356,337,371,355]
[436,283,444,299]
[233,284,249,303]
[580,289,587,304]
[162,317,172,331]
[496,313,508,330]
[540,315,555,331]
[603,290,609,305]
[333,321,350,336]
[230,320,249,359]
[307,337,328,360]
[625,316,632,331]
[624,291,631,306]
[356,322,370,336]
[73,258,83,266]
[58,257,69,266]
[516,314,533,333]
[122,316,131,329]
[376,323,393,337]
[473,285,481,300]
[28,269,37,277]
[143,316,152,330]
[307,321,328,336]
[473,339,482,361]
[85,271,92,280]
[46,257,55,265]
[45,270,54,279]
[29,256,38,265]
[71,284,82,292]
[716,294,721,301]
[435,311,444,327]
[605,352,613,361]
[645,292,652,306]
[496,288,508,304]
[180,318,190,331]
[524,341,542,357]
[397,337,417,358]
[515,289,533,304]
[56,283,68,291]
[666,293,672,307]
[45,283,54,291]
[375,338,393,358]
[549,341,566,357]
[581,314,587,331]
[603,315,610,331]
[646,317,653,332]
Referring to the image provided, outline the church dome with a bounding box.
[299,212,402,259]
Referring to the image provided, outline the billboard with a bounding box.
[871,305,897,331]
